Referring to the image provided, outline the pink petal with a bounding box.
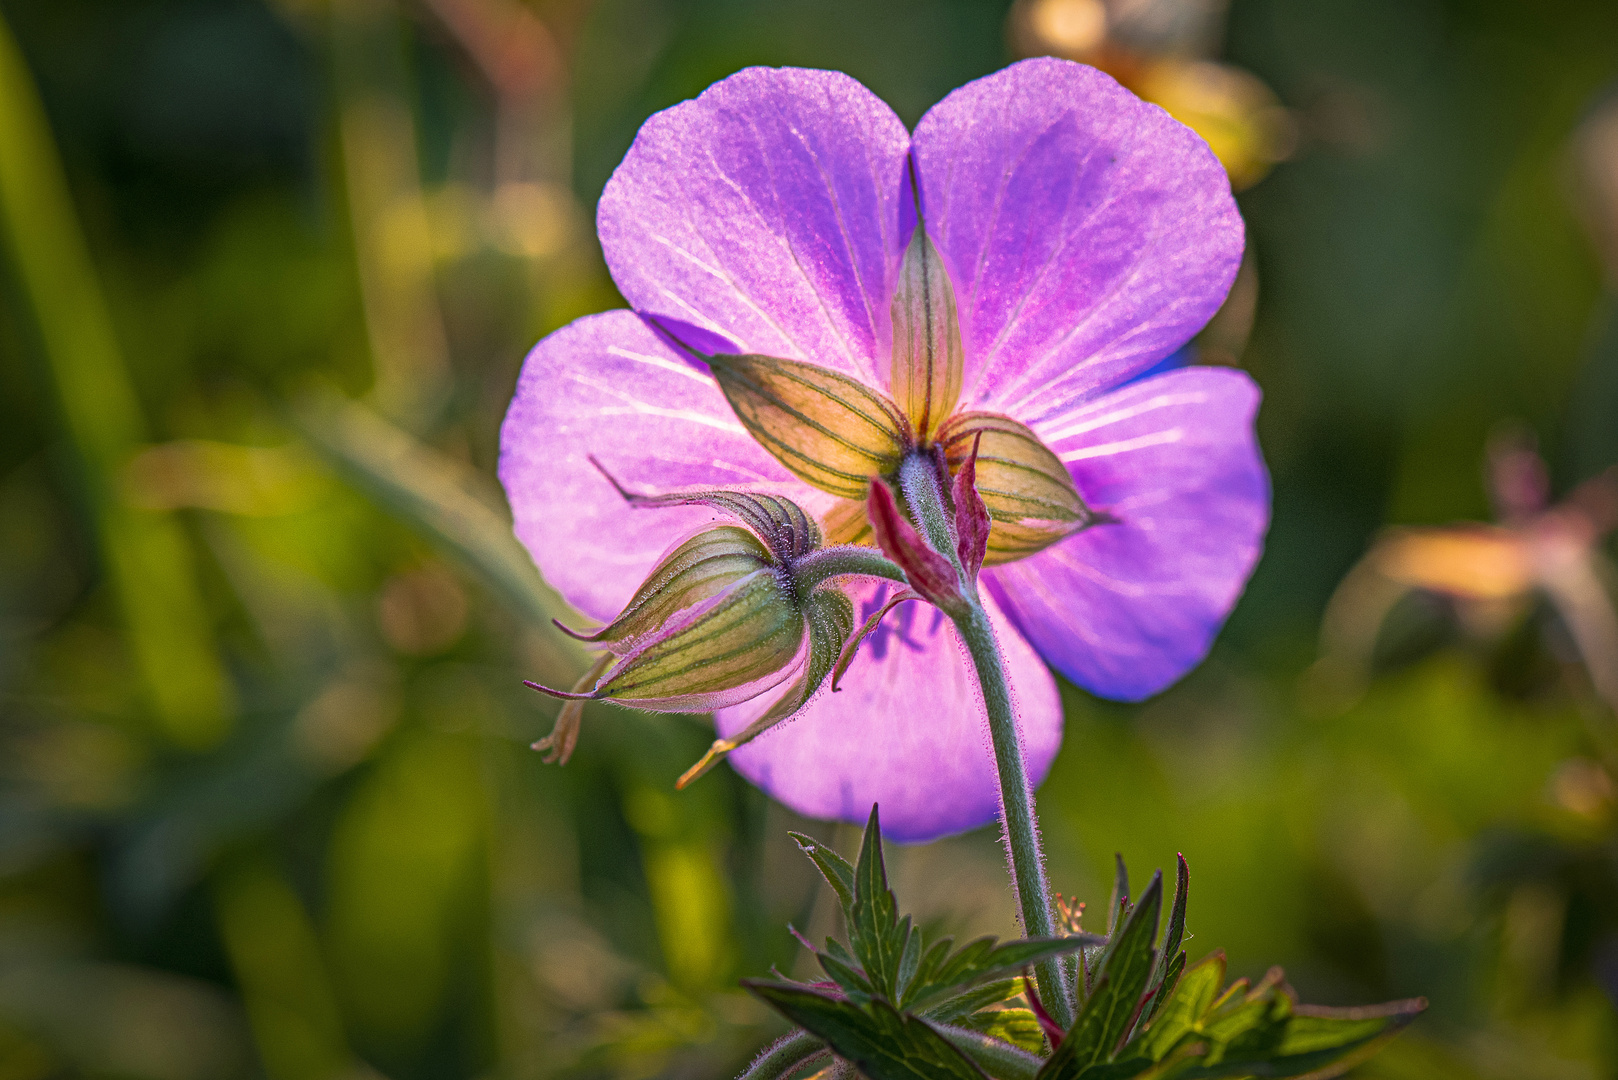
[716,582,1062,843]
[597,67,913,386]
[910,58,1244,421]
[498,310,824,622]
[985,367,1270,701]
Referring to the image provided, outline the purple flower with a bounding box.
[500,58,1269,842]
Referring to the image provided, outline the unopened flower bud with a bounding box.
[528,482,909,777]
[533,522,807,712]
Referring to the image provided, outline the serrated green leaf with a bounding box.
[937,1024,1046,1080]
[911,935,955,992]
[1107,950,1426,1080]
[818,947,875,1000]
[922,979,1025,1024]
[1108,855,1130,935]
[1166,998,1425,1079]
[744,980,990,1080]
[1154,857,1188,990]
[906,936,1097,1013]
[824,937,859,966]
[1040,872,1163,1079]
[1134,954,1226,1062]
[1141,952,1186,1031]
[1201,989,1283,1050]
[790,831,855,914]
[851,805,908,998]
[898,918,923,997]
[958,1008,1047,1056]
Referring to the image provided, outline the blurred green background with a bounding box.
[1,0,1617,1077]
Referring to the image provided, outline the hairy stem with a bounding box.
[898,452,1074,1029]
[791,544,910,593]
[736,1031,827,1080]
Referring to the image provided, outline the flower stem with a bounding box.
[955,599,1073,1028]
[790,544,910,592]
[897,453,1074,1029]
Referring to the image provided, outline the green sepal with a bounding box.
[889,223,963,442]
[743,981,991,1080]
[707,352,909,500]
[675,586,854,788]
[748,586,855,726]
[935,410,1098,565]
[591,462,822,562]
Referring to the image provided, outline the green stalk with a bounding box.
[737,1031,827,1080]
[897,455,1074,1028]
[790,545,910,593]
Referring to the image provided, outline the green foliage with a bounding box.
[748,822,1424,1080]
[748,985,991,1080]
[1,0,1615,1077]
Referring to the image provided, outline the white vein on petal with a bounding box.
[606,345,716,387]
[782,104,888,381]
[1059,427,1184,463]
[751,110,864,375]
[966,111,1127,405]
[696,139,824,365]
[566,372,747,434]
[998,192,1169,419]
[1037,390,1210,445]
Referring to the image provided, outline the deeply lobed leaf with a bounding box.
[751,845,1424,1080]
[851,805,912,999]
[1041,872,1163,1078]
[1075,951,1426,1080]
[744,981,990,1080]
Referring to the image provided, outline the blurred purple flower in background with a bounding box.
[500,58,1269,841]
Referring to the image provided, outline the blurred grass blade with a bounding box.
[292,388,583,663]
[0,9,231,747]
[332,0,452,425]
[214,858,353,1080]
